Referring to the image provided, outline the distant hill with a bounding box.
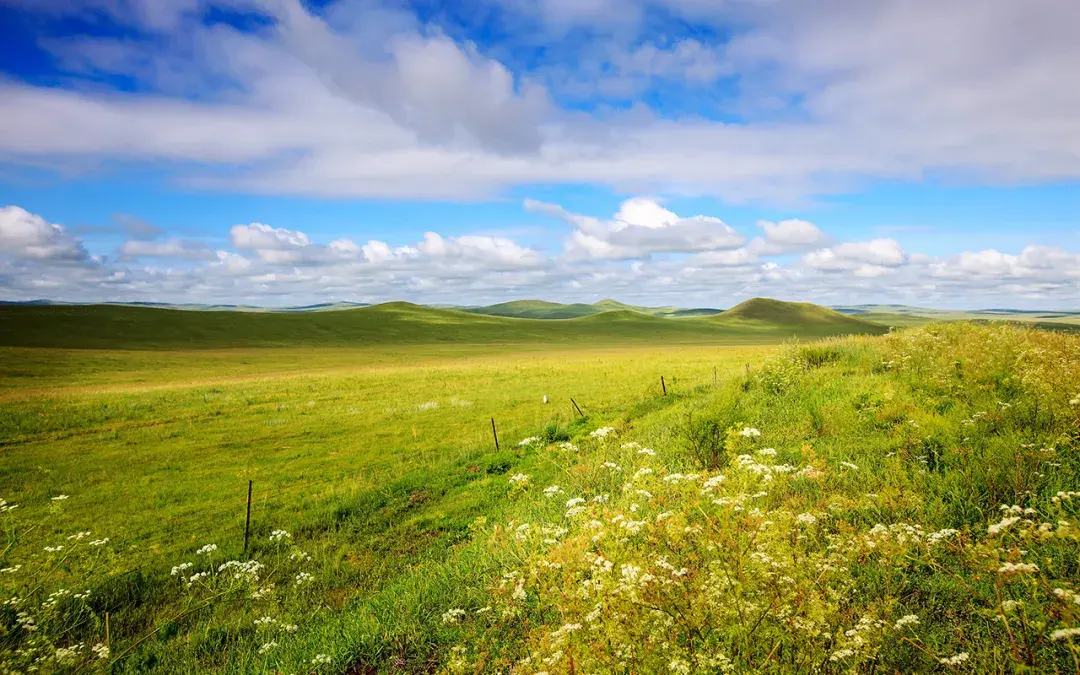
[713,298,889,336]
[460,300,603,319]
[461,298,722,320]
[0,300,880,350]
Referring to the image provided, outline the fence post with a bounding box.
[491,418,500,451]
[661,376,667,396]
[571,398,584,417]
[713,366,717,386]
[243,480,253,554]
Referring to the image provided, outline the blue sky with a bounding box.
[0,0,1078,309]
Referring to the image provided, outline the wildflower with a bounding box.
[830,648,856,661]
[997,562,1039,575]
[758,447,777,457]
[92,643,109,659]
[254,616,276,627]
[51,494,70,501]
[939,653,969,666]
[894,614,920,629]
[0,499,18,512]
[1051,627,1080,641]
[839,461,859,470]
[557,442,579,452]
[638,447,656,456]
[295,571,314,586]
[258,641,278,655]
[543,485,564,498]
[739,427,761,438]
[417,401,439,411]
[0,565,22,574]
[88,538,110,546]
[196,543,218,556]
[592,494,610,503]
[518,436,541,447]
[68,531,91,541]
[632,468,654,480]
[602,462,621,471]
[269,529,291,542]
[312,654,333,665]
[565,497,586,508]
[508,473,531,487]
[988,516,1021,534]
[589,426,616,439]
[442,608,467,624]
[795,513,818,525]
[565,506,586,518]
[44,545,63,553]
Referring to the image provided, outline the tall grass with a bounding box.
[2,324,1079,673]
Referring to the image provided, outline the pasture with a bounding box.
[2,306,1080,674]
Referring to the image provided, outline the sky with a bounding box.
[0,0,1078,309]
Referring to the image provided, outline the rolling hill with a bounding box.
[0,299,884,350]
[711,298,889,336]
[461,298,722,319]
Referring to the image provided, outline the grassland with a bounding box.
[2,305,1079,674]
[0,299,886,351]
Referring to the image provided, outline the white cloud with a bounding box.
[750,219,828,254]
[804,239,907,271]
[119,238,215,260]
[0,0,1075,201]
[417,232,545,268]
[0,205,88,261]
[529,196,746,259]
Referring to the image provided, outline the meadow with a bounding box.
[1,304,1079,674]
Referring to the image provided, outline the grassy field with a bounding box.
[2,306,1080,673]
[0,299,886,351]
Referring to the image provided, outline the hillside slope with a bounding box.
[459,299,604,319]
[0,300,884,349]
[713,298,888,336]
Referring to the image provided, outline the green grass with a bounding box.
[460,298,722,319]
[0,299,884,350]
[2,313,1079,674]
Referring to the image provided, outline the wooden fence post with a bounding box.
[491,418,500,451]
[571,398,584,417]
[661,376,667,396]
[243,480,253,554]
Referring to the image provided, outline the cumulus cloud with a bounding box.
[3,201,1080,309]
[0,205,88,261]
[529,197,745,259]
[749,219,828,254]
[119,238,216,260]
[804,239,907,279]
[0,0,1075,201]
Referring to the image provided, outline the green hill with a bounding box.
[712,298,888,336]
[0,299,885,350]
[460,299,603,319]
[462,298,722,319]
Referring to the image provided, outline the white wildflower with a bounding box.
[1051,627,1080,641]
[894,614,920,629]
[589,426,616,439]
[939,653,969,666]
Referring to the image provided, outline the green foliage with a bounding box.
[0,300,883,351]
[3,322,1080,673]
